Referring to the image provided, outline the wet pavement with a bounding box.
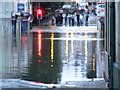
[1,26,108,89]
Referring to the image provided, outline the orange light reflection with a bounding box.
[38,31,42,56]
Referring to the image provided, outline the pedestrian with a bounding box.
[55,15,59,25]
[65,13,68,26]
[80,14,84,26]
[28,14,34,29]
[77,14,80,26]
[11,12,17,37]
[85,10,89,26]
[76,9,80,26]
[69,16,71,26]
[51,16,55,25]
[60,13,63,25]
[72,16,74,26]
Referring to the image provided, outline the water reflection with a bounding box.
[22,31,61,84]
[86,34,97,78]
[66,32,69,62]
[51,32,54,60]
[1,25,102,85]
[71,32,74,55]
[38,31,42,56]
[84,33,88,64]
[21,30,98,83]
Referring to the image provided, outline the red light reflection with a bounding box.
[38,31,42,56]
[38,60,42,63]
[22,34,27,45]
[35,82,42,84]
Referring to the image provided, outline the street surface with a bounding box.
[1,26,107,89]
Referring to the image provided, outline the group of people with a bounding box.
[51,11,97,26]
[51,13,84,26]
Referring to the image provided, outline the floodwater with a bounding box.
[2,27,104,85]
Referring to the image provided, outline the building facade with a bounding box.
[0,0,14,79]
[0,0,30,78]
[104,1,120,89]
[113,2,120,89]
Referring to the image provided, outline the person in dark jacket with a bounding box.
[60,13,63,25]
[85,10,89,26]
[72,16,74,26]
[65,13,68,26]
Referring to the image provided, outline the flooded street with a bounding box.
[1,1,120,89]
[1,26,106,88]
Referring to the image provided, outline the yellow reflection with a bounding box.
[92,35,96,70]
[51,32,54,63]
[38,32,42,56]
[66,32,69,62]
[71,32,74,54]
[92,54,95,71]
[85,33,88,64]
